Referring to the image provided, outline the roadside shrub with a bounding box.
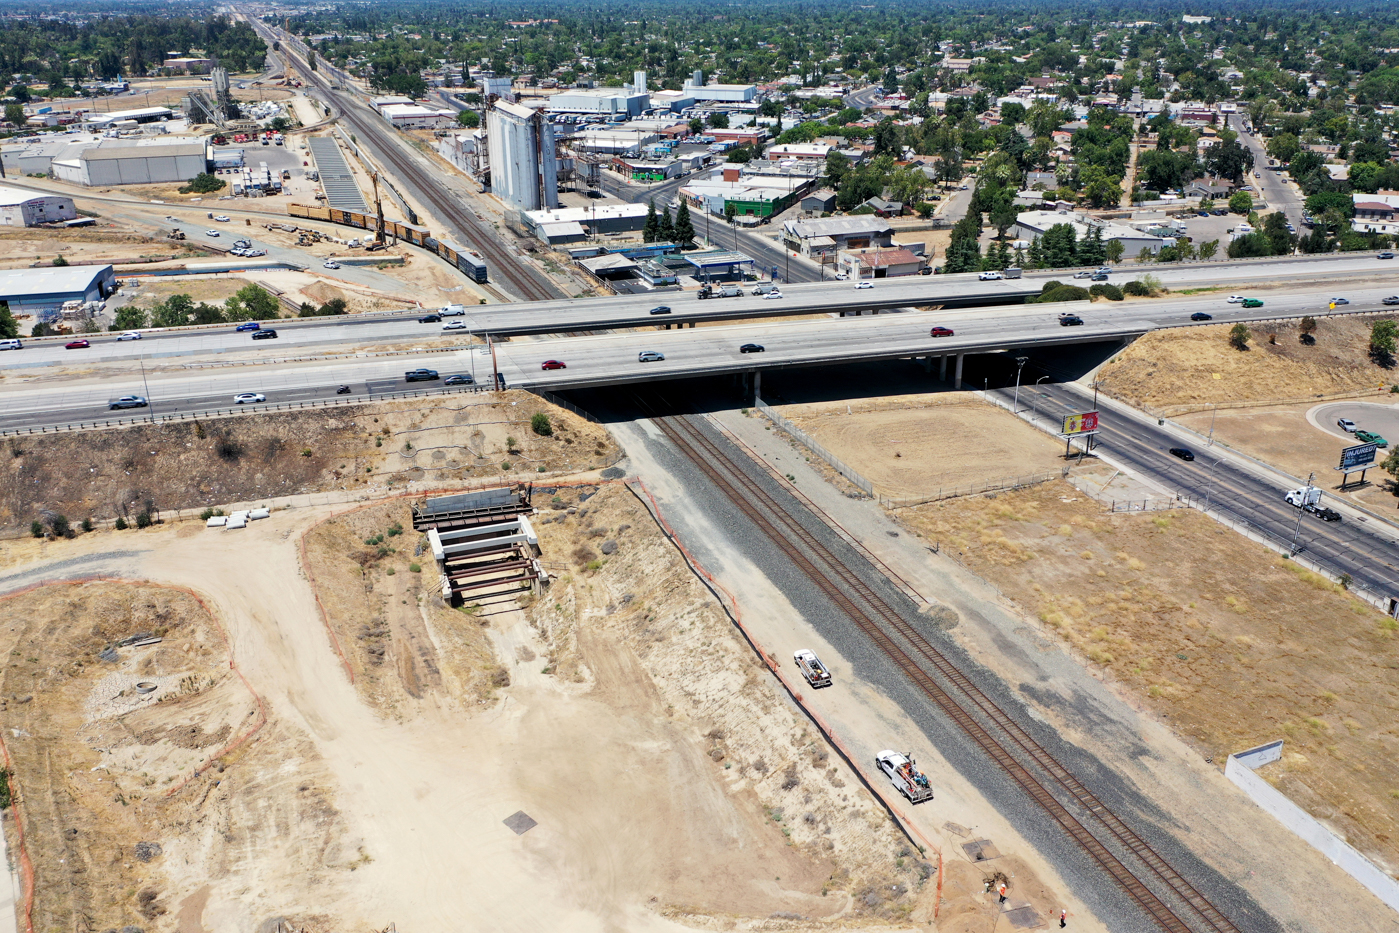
[1041,285,1090,303]
[1122,280,1150,296]
[199,508,216,521]
[501,461,513,470]
[1089,283,1124,301]
[29,520,42,538]
[1229,322,1251,351]
[115,517,128,530]
[52,255,67,267]
[80,518,92,533]
[50,514,70,537]
[531,412,553,436]
[0,768,11,808]
[135,511,152,529]
[408,562,422,573]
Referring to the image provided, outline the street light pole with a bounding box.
[139,354,155,424]
[1012,356,1029,414]
[1208,403,1217,446]
[1291,471,1315,555]
[1031,375,1049,425]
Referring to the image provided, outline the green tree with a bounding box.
[192,302,225,325]
[708,112,729,129]
[223,284,278,322]
[179,173,226,195]
[674,200,695,245]
[989,200,1018,241]
[0,301,16,339]
[1266,132,1300,165]
[642,199,659,242]
[657,208,675,242]
[8,84,31,103]
[1228,191,1253,215]
[1227,232,1274,258]
[1229,323,1251,351]
[688,117,704,135]
[3,103,23,127]
[531,412,553,436]
[823,150,850,189]
[456,110,480,128]
[112,305,147,331]
[1197,239,1219,260]
[150,294,196,328]
[308,50,318,71]
[1105,239,1125,264]
[1371,320,1398,366]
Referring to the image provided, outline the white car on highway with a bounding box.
[117,331,142,341]
[213,215,231,222]
[763,290,784,299]
[1227,295,1245,303]
[854,281,874,289]
[233,392,266,404]
[442,321,468,331]
[978,271,1003,281]
[323,260,340,269]
[205,229,220,237]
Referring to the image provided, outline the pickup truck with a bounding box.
[793,650,832,688]
[404,369,440,382]
[876,750,934,803]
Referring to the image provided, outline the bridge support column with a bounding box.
[922,356,931,373]
[953,352,964,390]
[753,370,761,399]
[938,355,947,380]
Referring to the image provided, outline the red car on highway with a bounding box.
[541,360,566,370]
[929,326,955,337]
[65,339,90,349]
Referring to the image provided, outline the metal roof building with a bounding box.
[0,185,77,227]
[305,137,368,212]
[53,138,207,186]
[0,264,116,317]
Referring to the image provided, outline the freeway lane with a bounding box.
[1015,382,1399,602]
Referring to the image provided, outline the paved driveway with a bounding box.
[1313,401,1399,446]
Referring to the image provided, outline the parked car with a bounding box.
[404,368,439,382]
[833,273,849,280]
[235,321,261,331]
[234,392,266,404]
[739,343,765,353]
[213,214,231,222]
[117,330,143,340]
[442,321,467,331]
[1356,429,1389,447]
[1241,298,1264,308]
[1337,418,1357,432]
[251,329,278,339]
[541,359,566,370]
[1169,447,1195,461]
[638,350,665,362]
[444,374,474,386]
[65,339,90,349]
[1190,312,1213,321]
[978,271,1003,281]
[649,305,672,315]
[929,326,954,337]
[109,395,148,410]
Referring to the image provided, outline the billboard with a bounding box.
[1061,410,1100,436]
[1339,442,1379,472]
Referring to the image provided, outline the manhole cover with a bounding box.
[962,838,1001,861]
[503,810,537,835]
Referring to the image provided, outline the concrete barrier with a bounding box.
[1226,740,1399,912]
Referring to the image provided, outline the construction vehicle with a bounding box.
[875,750,934,803]
[793,649,832,688]
[167,229,186,240]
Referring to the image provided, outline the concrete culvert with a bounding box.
[135,682,158,694]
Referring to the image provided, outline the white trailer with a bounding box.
[876,749,934,803]
[793,649,832,688]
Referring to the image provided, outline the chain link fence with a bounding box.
[754,394,874,495]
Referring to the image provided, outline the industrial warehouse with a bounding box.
[0,264,116,316]
[0,185,77,226]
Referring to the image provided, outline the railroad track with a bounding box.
[264,23,562,302]
[645,401,1241,933]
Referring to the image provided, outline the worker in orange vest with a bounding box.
[998,883,1007,904]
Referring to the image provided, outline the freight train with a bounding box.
[287,203,488,284]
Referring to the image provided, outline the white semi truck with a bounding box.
[876,750,934,803]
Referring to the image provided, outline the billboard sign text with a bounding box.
[1339,442,1379,472]
[1061,410,1100,436]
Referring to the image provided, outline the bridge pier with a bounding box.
[753,370,761,399]
[938,355,947,380]
[953,352,964,390]
[922,356,931,373]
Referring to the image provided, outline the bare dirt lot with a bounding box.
[0,227,204,271]
[896,481,1399,874]
[780,394,1068,499]
[1,392,619,532]
[1098,315,1399,413]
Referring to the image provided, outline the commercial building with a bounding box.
[82,107,175,128]
[162,57,213,74]
[0,264,116,317]
[547,87,650,116]
[0,133,101,176]
[651,90,696,113]
[679,174,808,219]
[487,100,559,212]
[837,247,923,279]
[1014,209,1164,254]
[781,216,895,258]
[379,103,456,129]
[370,95,416,112]
[53,138,208,186]
[766,143,831,161]
[0,185,77,226]
[683,75,758,103]
[571,127,659,156]
[521,203,650,239]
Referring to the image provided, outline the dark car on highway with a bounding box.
[418,313,442,323]
[251,329,278,339]
[65,339,90,349]
[1058,314,1084,326]
[1169,447,1195,461]
[739,343,765,353]
[649,305,672,315]
[1190,312,1213,321]
[235,321,261,332]
[404,368,439,382]
[444,374,474,385]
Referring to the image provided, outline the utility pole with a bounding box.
[1204,456,1223,513]
[1031,375,1049,425]
[1012,356,1029,413]
[1208,403,1217,447]
[1291,471,1315,555]
[140,353,155,424]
